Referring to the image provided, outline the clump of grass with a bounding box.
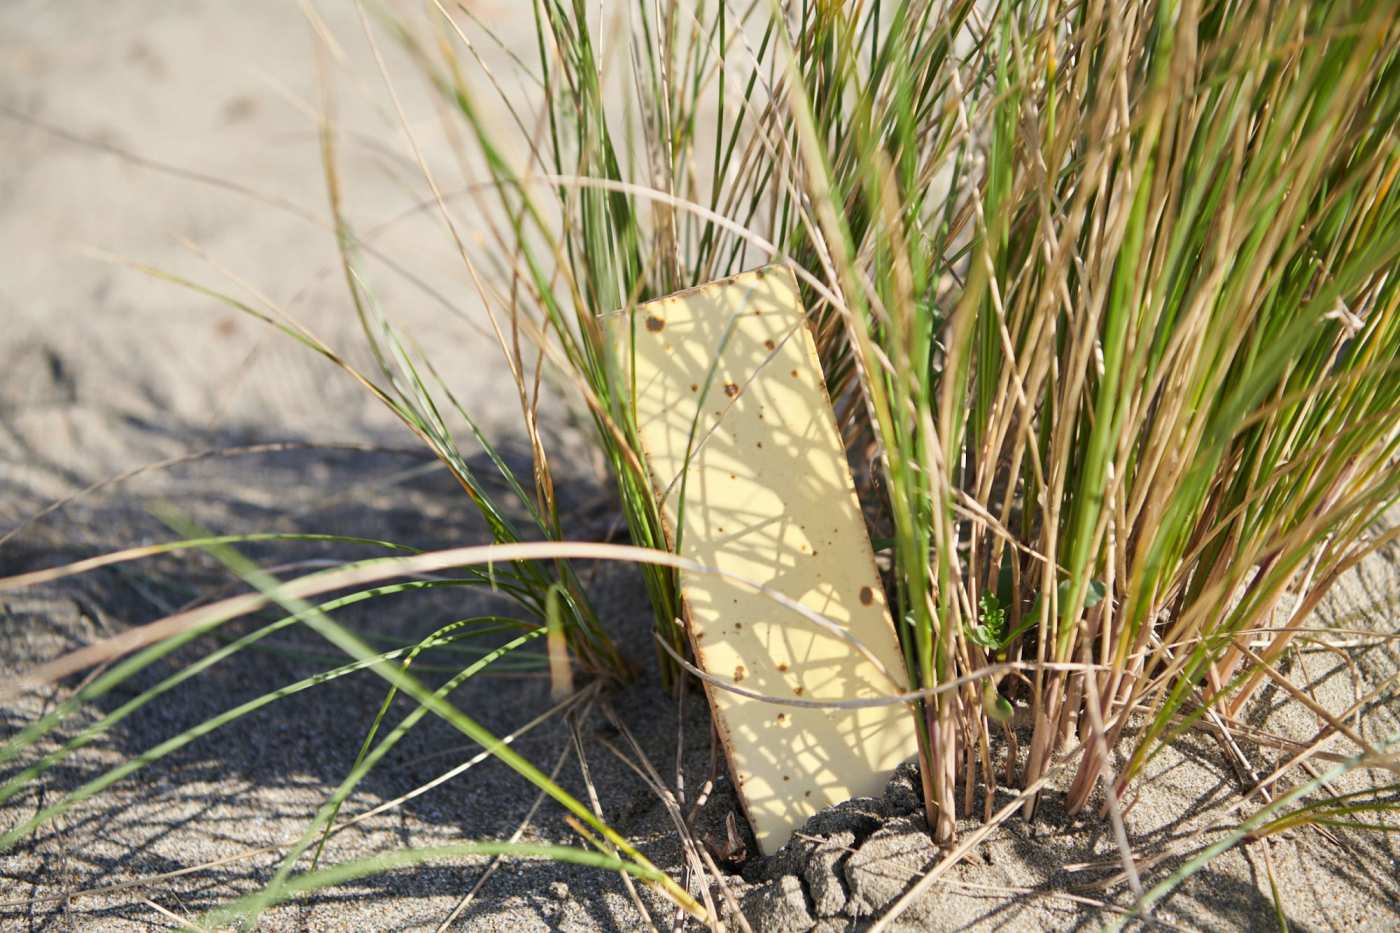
[401,0,1400,851]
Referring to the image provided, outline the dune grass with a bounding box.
[399,0,1400,849]
[3,0,1399,928]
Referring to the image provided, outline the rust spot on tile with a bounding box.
[734,665,747,682]
[645,315,665,332]
[859,586,875,606]
[776,662,788,672]
[222,95,257,124]
[690,383,699,392]
[794,686,804,696]
[724,382,740,397]
[764,339,776,351]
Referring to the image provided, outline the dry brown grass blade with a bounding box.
[0,540,904,700]
[435,742,575,931]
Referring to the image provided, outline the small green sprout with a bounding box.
[968,593,1007,651]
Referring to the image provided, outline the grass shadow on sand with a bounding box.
[0,402,741,930]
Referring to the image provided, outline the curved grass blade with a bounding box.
[305,621,547,869]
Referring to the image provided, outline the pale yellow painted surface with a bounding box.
[607,265,917,855]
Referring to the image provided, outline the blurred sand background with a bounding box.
[1,2,1397,930]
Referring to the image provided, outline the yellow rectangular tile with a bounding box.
[607,265,916,855]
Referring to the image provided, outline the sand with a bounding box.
[2,2,1397,930]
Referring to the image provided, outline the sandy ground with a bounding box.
[1,3,1398,930]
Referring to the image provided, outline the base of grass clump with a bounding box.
[726,710,1397,931]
